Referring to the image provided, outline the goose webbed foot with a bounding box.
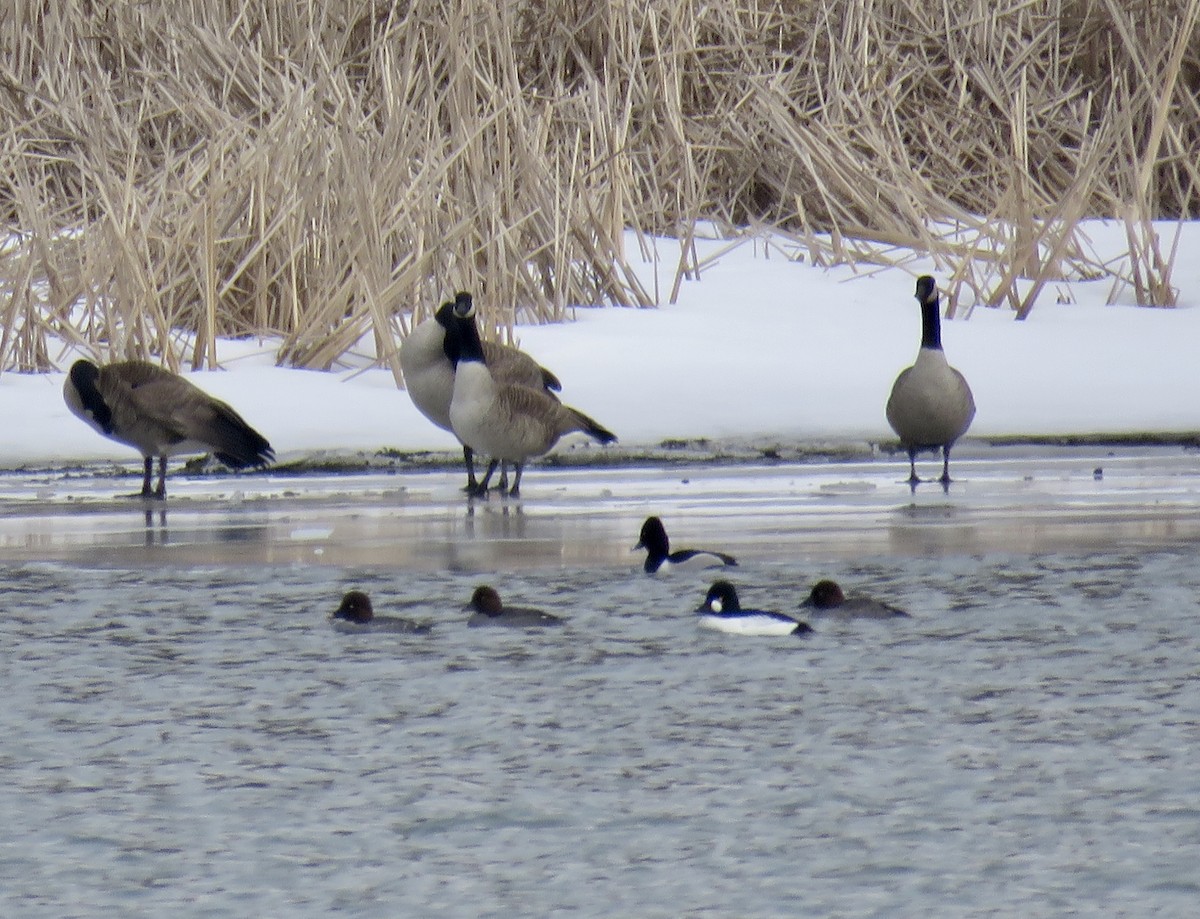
[940,447,955,491]
[467,459,499,500]
[462,446,480,493]
[503,465,524,499]
[130,457,166,499]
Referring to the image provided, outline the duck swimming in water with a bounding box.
[695,581,812,636]
[635,516,738,574]
[799,580,909,619]
[330,590,433,633]
[465,585,565,628]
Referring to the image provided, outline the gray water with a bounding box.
[3,548,1200,917]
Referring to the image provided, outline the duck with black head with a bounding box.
[634,516,738,575]
[696,581,812,636]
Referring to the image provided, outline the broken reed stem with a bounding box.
[1,0,1198,375]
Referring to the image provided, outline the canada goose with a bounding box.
[465,585,564,627]
[63,359,274,498]
[634,516,738,574]
[447,296,616,497]
[399,293,561,491]
[330,590,433,633]
[886,276,976,485]
[799,579,909,619]
[695,581,812,636]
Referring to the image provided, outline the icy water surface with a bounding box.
[3,549,1200,917]
[2,449,1200,916]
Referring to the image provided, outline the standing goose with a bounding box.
[886,276,976,486]
[399,292,561,491]
[63,359,274,498]
[447,296,616,497]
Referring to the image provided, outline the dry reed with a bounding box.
[1,0,1198,375]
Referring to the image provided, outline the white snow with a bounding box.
[5,220,1200,468]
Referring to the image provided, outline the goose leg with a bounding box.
[498,464,510,492]
[472,459,499,498]
[154,456,168,499]
[508,464,524,498]
[940,446,953,485]
[140,457,155,497]
[462,445,479,492]
[906,448,920,486]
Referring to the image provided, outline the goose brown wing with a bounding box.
[102,364,272,466]
[484,342,562,394]
[183,397,274,468]
[496,384,615,445]
[97,367,193,450]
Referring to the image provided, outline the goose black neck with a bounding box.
[453,313,487,365]
[920,296,943,351]
[69,360,114,432]
[435,303,461,364]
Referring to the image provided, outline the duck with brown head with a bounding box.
[465,585,564,628]
[330,590,433,634]
[799,580,909,619]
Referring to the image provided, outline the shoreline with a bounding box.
[0,446,1197,569]
[3,434,1197,481]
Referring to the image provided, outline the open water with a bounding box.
[2,452,1199,916]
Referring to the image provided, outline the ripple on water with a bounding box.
[2,550,1200,916]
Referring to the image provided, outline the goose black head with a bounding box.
[453,291,476,320]
[914,275,943,350]
[915,275,938,306]
[450,292,486,364]
[67,359,114,433]
[434,302,460,363]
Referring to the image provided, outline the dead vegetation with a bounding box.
[1,0,1198,374]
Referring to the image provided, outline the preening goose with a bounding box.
[885,276,976,486]
[399,293,561,491]
[63,359,274,498]
[447,296,616,497]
